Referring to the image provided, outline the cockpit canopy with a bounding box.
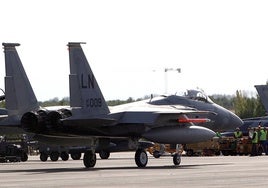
[149,89,214,106]
[182,89,213,103]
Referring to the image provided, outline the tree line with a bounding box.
[0,91,266,119]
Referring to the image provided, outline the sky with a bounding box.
[1,0,268,101]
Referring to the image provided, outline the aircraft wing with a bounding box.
[112,110,211,126]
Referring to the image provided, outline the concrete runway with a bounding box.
[1,152,268,188]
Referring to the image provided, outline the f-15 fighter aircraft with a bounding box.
[2,43,242,168]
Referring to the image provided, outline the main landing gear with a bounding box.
[82,149,182,168]
[83,150,97,168]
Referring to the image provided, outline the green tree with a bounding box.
[0,101,5,108]
[233,90,265,119]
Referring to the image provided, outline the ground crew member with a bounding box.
[234,127,243,139]
[234,127,243,153]
[259,126,267,155]
[251,128,259,156]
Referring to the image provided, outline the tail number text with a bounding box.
[86,98,102,107]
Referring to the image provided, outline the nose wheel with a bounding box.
[135,149,148,167]
[173,153,181,165]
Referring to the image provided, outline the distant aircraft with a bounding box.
[255,85,268,113]
[236,84,268,135]
[221,85,268,137]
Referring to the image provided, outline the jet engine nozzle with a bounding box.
[21,108,72,134]
[20,110,48,133]
[47,109,72,131]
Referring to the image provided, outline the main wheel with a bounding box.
[50,152,59,161]
[135,149,148,167]
[21,152,28,162]
[83,151,97,168]
[173,153,181,165]
[60,152,69,161]
[71,153,81,160]
[99,150,110,159]
[40,152,48,162]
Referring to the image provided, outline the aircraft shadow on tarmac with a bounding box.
[0,163,231,174]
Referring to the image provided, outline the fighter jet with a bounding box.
[1,43,215,167]
[19,42,244,168]
[221,85,268,137]
[2,43,242,168]
[255,85,268,113]
[241,84,268,131]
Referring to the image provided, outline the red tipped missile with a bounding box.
[177,117,210,124]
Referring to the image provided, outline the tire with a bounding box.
[186,149,194,156]
[173,153,181,165]
[99,151,110,159]
[71,153,81,160]
[83,151,96,168]
[135,149,148,168]
[50,152,59,161]
[40,152,48,162]
[221,150,229,156]
[21,152,28,162]
[215,151,221,156]
[61,152,69,161]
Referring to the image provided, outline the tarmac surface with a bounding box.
[1,152,268,188]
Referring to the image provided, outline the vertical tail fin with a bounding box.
[2,43,39,116]
[67,42,110,117]
[255,85,268,113]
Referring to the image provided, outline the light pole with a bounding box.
[164,68,181,94]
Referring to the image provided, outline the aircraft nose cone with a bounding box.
[213,104,243,131]
[228,112,243,130]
